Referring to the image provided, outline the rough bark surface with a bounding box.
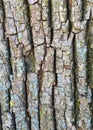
[0,0,93,130]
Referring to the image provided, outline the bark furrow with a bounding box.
[0,0,93,130]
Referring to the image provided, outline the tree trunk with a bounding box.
[0,0,93,130]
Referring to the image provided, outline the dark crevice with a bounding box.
[7,37,13,75]
[12,111,16,130]
[53,49,57,86]
[68,20,72,39]
[50,27,54,45]
[48,0,53,44]
[82,0,87,20]
[8,88,11,110]
[0,104,3,130]
[72,34,79,129]
[30,27,34,51]
[26,112,31,130]
[67,0,70,20]
[7,38,13,111]
[25,62,29,109]
[48,0,52,27]
[24,60,31,130]
[81,0,85,20]
[52,85,57,130]
[6,39,13,111]
[52,49,57,130]
[1,0,6,40]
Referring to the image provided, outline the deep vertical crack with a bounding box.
[53,49,57,86]
[48,0,53,44]
[52,85,57,130]
[7,38,13,75]
[72,34,79,128]
[12,111,16,130]
[81,0,85,20]
[48,0,52,27]
[67,0,70,20]
[52,48,57,130]
[1,0,6,40]
[0,104,3,130]
[82,0,87,20]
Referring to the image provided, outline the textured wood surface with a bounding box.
[0,0,93,130]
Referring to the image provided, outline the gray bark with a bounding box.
[0,0,93,130]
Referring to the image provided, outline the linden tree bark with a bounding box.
[0,0,93,130]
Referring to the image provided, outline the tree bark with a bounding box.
[0,0,93,130]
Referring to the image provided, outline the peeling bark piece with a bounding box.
[27,73,39,130]
[32,22,45,46]
[55,33,74,129]
[71,0,82,22]
[10,46,29,129]
[72,21,87,33]
[2,112,15,130]
[84,0,93,20]
[52,0,67,23]
[28,0,39,5]
[3,0,32,56]
[55,87,67,130]
[40,105,54,130]
[42,0,52,46]
[88,21,93,89]
[56,55,63,73]
[43,47,54,72]
[10,80,29,129]
[0,2,11,114]
[40,72,54,105]
[40,72,54,130]
[34,45,45,72]
[74,24,91,129]
[0,40,11,112]
[52,29,62,48]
